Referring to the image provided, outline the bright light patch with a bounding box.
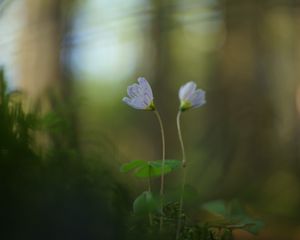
[71,0,148,83]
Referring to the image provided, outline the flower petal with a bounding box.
[190,89,206,108]
[123,96,149,109]
[179,81,196,101]
[138,77,153,100]
[123,77,155,110]
[127,84,141,98]
[130,96,148,109]
[122,97,133,107]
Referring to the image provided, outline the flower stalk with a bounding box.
[154,110,166,231]
[123,78,205,236]
[176,110,187,239]
[122,77,167,230]
[176,81,206,239]
[176,111,186,166]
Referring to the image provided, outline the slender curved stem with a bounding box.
[176,110,187,240]
[154,110,166,230]
[176,111,186,166]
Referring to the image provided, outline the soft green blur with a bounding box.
[1,0,300,239]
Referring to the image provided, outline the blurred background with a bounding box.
[1,0,300,239]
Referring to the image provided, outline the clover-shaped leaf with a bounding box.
[120,160,181,178]
[202,199,264,235]
[202,200,227,217]
[120,160,146,173]
[133,191,159,215]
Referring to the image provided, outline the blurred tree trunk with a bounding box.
[16,0,79,152]
[200,0,273,197]
[204,0,300,196]
[17,0,62,107]
[149,0,178,159]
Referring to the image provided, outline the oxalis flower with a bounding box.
[122,77,166,229]
[179,81,206,111]
[122,77,155,111]
[176,81,206,239]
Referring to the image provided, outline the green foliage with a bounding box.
[126,201,220,240]
[120,159,181,178]
[133,191,160,215]
[179,224,215,240]
[120,160,146,172]
[202,199,264,235]
[39,111,67,133]
[0,72,38,157]
[202,200,227,217]
[0,73,130,240]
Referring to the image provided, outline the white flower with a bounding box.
[179,81,206,111]
[122,77,155,110]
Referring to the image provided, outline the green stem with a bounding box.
[154,110,166,231]
[176,110,187,240]
[176,111,186,166]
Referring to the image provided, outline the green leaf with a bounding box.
[148,160,181,170]
[134,165,151,178]
[134,163,172,178]
[227,199,264,234]
[121,159,181,178]
[147,159,181,177]
[149,161,173,176]
[203,199,264,236]
[202,200,227,217]
[228,199,246,220]
[120,160,146,173]
[164,159,181,170]
[240,218,264,235]
[133,191,159,215]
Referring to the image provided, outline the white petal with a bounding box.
[127,84,140,98]
[190,89,206,108]
[179,81,196,101]
[138,77,153,99]
[122,97,132,106]
[130,96,148,109]
[123,96,148,109]
[123,77,155,110]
